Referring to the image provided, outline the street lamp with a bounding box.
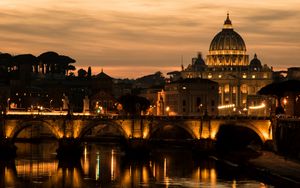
[199,104,203,116]
[7,98,10,111]
[283,98,287,113]
[166,106,170,116]
[50,99,53,110]
[283,98,287,106]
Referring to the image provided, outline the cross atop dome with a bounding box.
[223,13,233,29]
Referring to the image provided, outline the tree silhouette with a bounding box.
[58,55,76,75]
[13,54,38,72]
[38,51,60,74]
[77,69,87,78]
[258,80,300,115]
[0,53,12,79]
[38,52,76,75]
[87,66,92,78]
[0,53,12,70]
[118,94,150,115]
[67,65,76,76]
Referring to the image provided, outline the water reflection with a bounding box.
[0,142,273,187]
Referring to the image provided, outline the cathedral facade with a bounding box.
[180,14,273,115]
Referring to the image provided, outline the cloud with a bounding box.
[0,0,299,78]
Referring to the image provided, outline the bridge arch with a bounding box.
[78,120,128,140]
[218,122,266,142]
[10,119,61,142]
[147,121,197,140]
[215,122,265,150]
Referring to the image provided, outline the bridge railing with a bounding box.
[2,110,272,121]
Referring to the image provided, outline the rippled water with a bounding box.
[0,142,274,187]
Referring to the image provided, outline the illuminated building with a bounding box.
[180,14,273,115]
[157,78,219,116]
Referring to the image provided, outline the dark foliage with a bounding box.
[258,80,300,97]
[118,94,150,115]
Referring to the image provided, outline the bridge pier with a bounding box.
[125,138,149,158]
[193,139,215,155]
[0,138,17,159]
[56,137,83,160]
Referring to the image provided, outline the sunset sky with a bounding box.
[0,0,299,78]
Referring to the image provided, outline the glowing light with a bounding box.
[111,149,115,181]
[142,166,149,183]
[163,158,167,178]
[143,130,148,138]
[249,103,266,109]
[218,104,235,109]
[84,145,87,162]
[283,98,287,105]
[6,110,93,116]
[96,152,100,180]
[83,145,89,175]
[163,158,169,186]
[152,163,156,178]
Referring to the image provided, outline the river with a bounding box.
[0,141,274,187]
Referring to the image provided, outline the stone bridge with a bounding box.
[1,115,272,143]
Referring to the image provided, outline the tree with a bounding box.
[67,65,76,76]
[0,53,12,75]
[258,80,300,115]
[12,54,38,73]
[38,52,76,75]
[118,94,150,115]
[58,55,76,75]
[77,69,87,78]
[11,54,38,83]
[0,53,12,68]
[38,51,59,74]
[87,66,92,78]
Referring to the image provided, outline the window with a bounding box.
[232,86,236,94]
[241,84,248,94]
[183,100,186,106]
[224,84,230,93]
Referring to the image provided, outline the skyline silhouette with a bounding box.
[0,0,299,78]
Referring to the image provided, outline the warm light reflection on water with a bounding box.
[0,142,274,187]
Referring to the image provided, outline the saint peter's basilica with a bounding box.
[179,14,274,115]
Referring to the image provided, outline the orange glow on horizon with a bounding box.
[0,0,299,78]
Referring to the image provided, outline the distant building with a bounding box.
[179,14,273,115]
[287,67,300,80]
[139,86,164,115]
[157,78,218,116]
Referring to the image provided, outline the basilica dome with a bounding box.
[206,14,249,66]
[209,27,246,52]
[250,54,262,68]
